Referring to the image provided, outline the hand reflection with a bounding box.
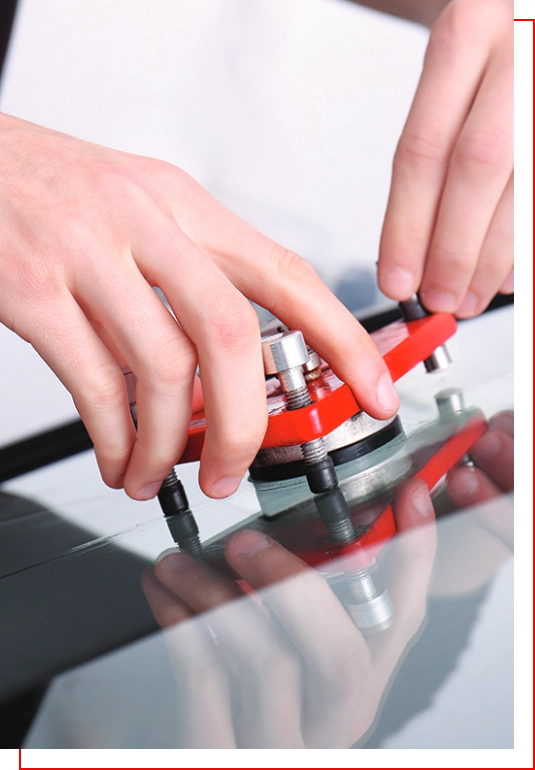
[142,478,437,748]
[447,410,513,551]
[426,410,513,597]
[448,410,513,505]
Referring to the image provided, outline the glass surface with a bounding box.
[1,306,514,749]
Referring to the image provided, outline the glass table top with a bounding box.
[1,305,516,751]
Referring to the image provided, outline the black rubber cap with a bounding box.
[305,457,339,494]
[165,509,200,544]
[157,480,190,516]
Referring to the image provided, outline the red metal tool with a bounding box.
[179,312,457,463]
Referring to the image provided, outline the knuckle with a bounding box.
[84,362,126,413]
[206,294,259,350]
[430,0,489,49]
[137,438,181,476]
[428,0,467,49]
[454,129,510,175]
[220,418,267,459]
[474,259,507,287]
[395,128,448,169]
[321,637,371,693]
[248,646,300,683]
[274,247,322,291]
[146,157,190,186]
[150,336,197,389]
[430,244,472,274]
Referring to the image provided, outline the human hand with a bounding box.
[0,113,399,500]
[447,410,513,548]
[427,410,513,596]
[378,0,513,317]
[142,478,437,748]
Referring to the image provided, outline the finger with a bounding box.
[155,549,305,748]
[226,530,371,748]
[141,565,194,626]
[224,246,399,422]
[141,164,399,423]
[357,480,437,733]
[499,269,514,294]
[73,257,199,500]
[378,4,495,301]
[141,566,237,748]
[447,465,503,507]
[420,56,513,313]
[471,429,514,492]
[135,218,268,498]
[16,289,135,488]
[446,465,514,551]
[379,479,437,637]
[456,173,513,317]
[488,409,513,437]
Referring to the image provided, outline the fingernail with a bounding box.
[137,481,163,500]
[410,483,433,517]
[420,288,457,313]
[210,477,242,498]
[231,529,271,557]
[449,467,479,498]
[155,547,180,565]
[157,551,193,571]
[382,267,414,298]
[377,373,399,413]
[457,291,479,316]
[473,432,501,462]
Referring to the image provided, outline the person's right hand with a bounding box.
[0,113,399,500]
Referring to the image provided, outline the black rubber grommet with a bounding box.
[157,480,190,516]
[305,457,339,493]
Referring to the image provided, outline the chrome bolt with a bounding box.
[399,294,451,372]
[261,331,338,493]
[435,388,466,421]
[345,566,394,635]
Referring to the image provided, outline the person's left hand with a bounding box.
[142,478,437,748]
[378,0,513,317]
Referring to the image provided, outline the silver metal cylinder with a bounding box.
[278,369,308,396]
[424,345,452,372]
[261,330,309,375]
[399,295,451,372]
[435,388,466,420]
[346,591,395,635]
[303,347,322,381]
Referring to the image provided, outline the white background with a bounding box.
[0,0,428,445]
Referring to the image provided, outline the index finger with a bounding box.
[143,165,399,421]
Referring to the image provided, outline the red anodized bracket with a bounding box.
[227,412,487,604]
[291,412,488,571]
[179,312,457,464]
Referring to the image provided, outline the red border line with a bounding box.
[515,17,535,763]
[17,749,528,770]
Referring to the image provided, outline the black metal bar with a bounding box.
[0,420,93,483]
[0,0,19,85]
